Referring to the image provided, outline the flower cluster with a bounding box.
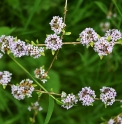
[45,34,62,51]
[79,28,98,47]
[61,92,78,110]
[28,101,43,112]
[78,87,96,106]
[100,86,117,106]
[94,37,114,56]
[44,16,66,51]
[105,29,122,42]
[61,86,118,109]
[108,115,122,124]
[0,35,44,59]
[49,16,66,34]
[0,71,12,86]
[79,28,122,57]
[34,66,48,83]
[11,79,34,100]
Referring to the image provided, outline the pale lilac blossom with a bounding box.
[105,29,122,42]
[49,16,66,34]
[94,37,114,56]
[78,87,96,106]
[61,92,78,109]
[79,28,98,47]
[11,79,34,100]
[45,34,62,51]
[0,71,12,86]
[100,86,116,106]
[28,101,43,111]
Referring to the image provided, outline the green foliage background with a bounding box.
[0,0,122,124]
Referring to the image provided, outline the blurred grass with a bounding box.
[0,0,122,124]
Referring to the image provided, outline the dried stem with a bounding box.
[35,90,61,96]
[46,0,68,73]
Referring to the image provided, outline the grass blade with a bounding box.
[44,96,54,124]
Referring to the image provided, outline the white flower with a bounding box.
[78,87,96,106]
[28,101,43,111]
[11,79,34,100]
[26,44,44,58]
[0,71,12,86]
[45,34,62,51]
[61,92,78,109]
[108,119,115,124]
[79,28,98,47]
[10,39,27,57]
[105,29,122,42]
[94,37,114,56]
[100,86,116,106]
[49,16,66,34]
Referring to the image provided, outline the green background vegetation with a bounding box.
[0,0,122,124]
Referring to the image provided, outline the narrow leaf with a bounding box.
[94,1,108,14]
[44,96,54,124]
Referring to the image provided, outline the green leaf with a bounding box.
[76,38,80,41]
[94,1,108,14]
[89,41,94,47]
[44,96,54,124]
[31,41,36,45]
[64,32,71,35]
[0,27,15,36]
[44,70,60,93]
[3,85,6,89]
[51,50,55,55]
[100,56,103,60]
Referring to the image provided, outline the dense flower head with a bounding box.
[78,87,96,106]
[45,34,62,51]
[26,44,44,58]
[100,86,116,106]
[108,119,115,124]
[105,29,122,42]
[0,53,3,58]
[94,37,114,56]
[61,92,78,109]
[0,71,12,86]
[10,39,27,57]
[49,16,66,34]
[28,101,43,111]
[108,116,122,124]
[34,66,48,83]
[79,28,98,47]
[0,35,15,53]
[11,79,34,100]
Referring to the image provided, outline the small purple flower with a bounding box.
[100,86,116,106]
[0,71,12,86]
[26,44,44,58]
[34,66,48,83]
[94,37,114,56]
[78,87,96,106]
[0,35,15,53]
[79,28,98,47]
[105,29,122,42]
[61,92,78,109]
[45,34,62,51]
[28,101,43,111]
[11,79,34,100]
[10,39,27,57]
[49,16,66,34]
